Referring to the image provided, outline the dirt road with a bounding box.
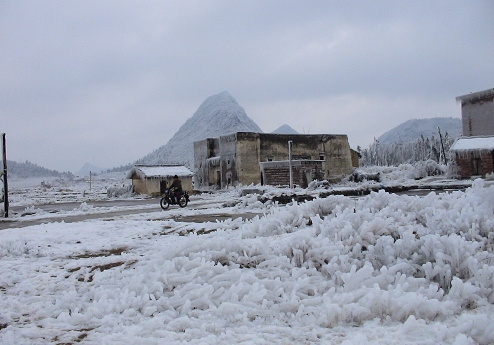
[0,197,262,230]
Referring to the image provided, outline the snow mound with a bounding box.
[1,181,493,343]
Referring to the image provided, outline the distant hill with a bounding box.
[377,117,462,145]
[272,124,298,134]
[6,160,73,178]
[135,91,263,168]
[76,163,106,176]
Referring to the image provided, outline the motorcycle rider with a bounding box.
[169,175,182,204]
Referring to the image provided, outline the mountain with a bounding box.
[6,160,73,178]
[76,163,106,176]
[377,117,462,145]
[271,124,298,134]
[136,91,263,168]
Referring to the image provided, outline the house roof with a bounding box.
[126,165,193,180]
[450,136,494,152]
[456,88,494,103]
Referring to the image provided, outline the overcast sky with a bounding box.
[1,1,493,173]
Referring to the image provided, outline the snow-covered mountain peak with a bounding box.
[272,124,299,134]
[136,92,262,168]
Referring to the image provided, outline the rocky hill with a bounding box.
[76,163,106,177]
[377,117,462,145]
[6,160,73,178]
[135,91,263,168]
[271,124,298,134]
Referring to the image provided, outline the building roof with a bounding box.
[450,136,494,152]
[456,88,494,103]
[126,165,193,180]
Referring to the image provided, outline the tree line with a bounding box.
[358,132,456,167]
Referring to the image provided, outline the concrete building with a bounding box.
[126,165,193,196]
[456,88,494,137]
[450,137,494,178]
[450,88,494,178]
[193,132,353,190]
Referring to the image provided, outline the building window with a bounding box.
[472,158,481,175]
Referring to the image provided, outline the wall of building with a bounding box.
[132,178,150,195]
[257,133,353,180]
[235,132,261,186]
[461,95,494,136]
[455,151,494,178]
[193,132,353,190]
[260,160,324,187]
[322,135,353,178]
[132,177,193,196]
[219,133,240,188]
[194,138,220,189]
[351,149,360,167]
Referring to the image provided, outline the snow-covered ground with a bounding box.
[1,165,493,344]
[7,172,131,207]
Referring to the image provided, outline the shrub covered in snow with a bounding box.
[107,185,134,198]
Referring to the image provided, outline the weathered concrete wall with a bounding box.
[194,138,220,189]
[461,96,494,136]
[219,133,239,188]
[351,149,360,167]
[132,179,149,195]
[260,160,324,187]
[194,132,353,190]
[323,135,353,178]
[257,133,353,179]
[236,132,261,186]
[259,133,320,162]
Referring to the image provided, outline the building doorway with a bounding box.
[160,181,167,195]
[216,171,221,188]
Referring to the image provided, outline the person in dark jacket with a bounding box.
[169,175,182,203]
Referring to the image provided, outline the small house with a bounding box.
[449,136,494,178]
[451,88,494,178]
[126,165,193,196]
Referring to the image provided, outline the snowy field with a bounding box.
[1,165,493,344]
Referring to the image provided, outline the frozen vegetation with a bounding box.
[0,166,493,344]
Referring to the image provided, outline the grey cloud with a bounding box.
[1,1,493,172]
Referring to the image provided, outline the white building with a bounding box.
[126,165,193,196]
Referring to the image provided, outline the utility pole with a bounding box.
[438,127,448,164]
[288,140,293,188]
[1,133,8,218]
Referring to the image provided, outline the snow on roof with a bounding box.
[126,165,193,179]
[456,88,494,103]
[450,136,494,152]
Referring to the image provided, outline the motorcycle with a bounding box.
[160,189,189,209]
